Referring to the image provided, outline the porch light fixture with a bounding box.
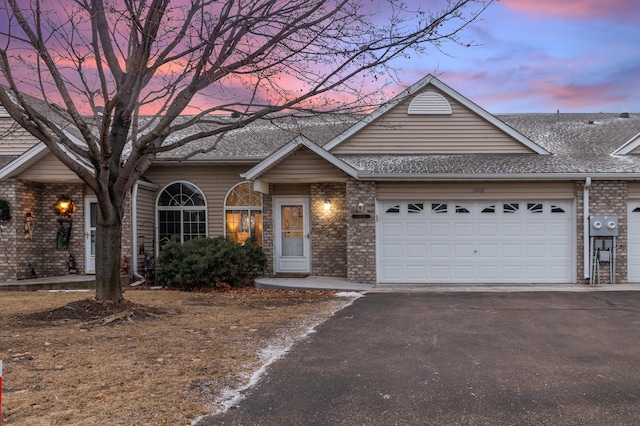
[55,195,76,218]
[324,200,331,212]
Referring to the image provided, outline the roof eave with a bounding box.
[356,172,640,181]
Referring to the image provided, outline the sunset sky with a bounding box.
[395,0,640,113]
[0,0,637,115]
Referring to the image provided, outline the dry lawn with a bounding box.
[0,287,354,425]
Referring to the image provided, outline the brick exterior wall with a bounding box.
[0,179,85,280]
[310,183,347,277]
[577,180,628,285]
[0,179,18,281]
[346,179,377,284]
[262,185,274,276]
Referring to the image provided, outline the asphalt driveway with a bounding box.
[199,291,640,425]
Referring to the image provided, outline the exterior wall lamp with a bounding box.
[55,195,76,218]
[323,200,331,212]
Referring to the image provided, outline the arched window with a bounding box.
[157,182,207,245]
[225,182,263,246]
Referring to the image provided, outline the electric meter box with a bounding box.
[589,215,619,236]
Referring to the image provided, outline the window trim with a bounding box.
[156,181,208,249]
[224,181,263,245]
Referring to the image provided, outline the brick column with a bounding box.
[346,179,377,284]
[310,182,347,277]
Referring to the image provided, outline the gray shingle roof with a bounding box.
[337,113,640,177]
[156,114,358,161]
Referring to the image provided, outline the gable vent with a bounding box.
[407,91,452,115]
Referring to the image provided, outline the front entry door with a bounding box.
[274,197,310,274]
[85,197,97,274]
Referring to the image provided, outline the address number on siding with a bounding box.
[472,187,485,193]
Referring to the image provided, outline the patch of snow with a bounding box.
[335,291,365,299]
[40,289,92,293]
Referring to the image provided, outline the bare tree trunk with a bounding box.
[95,219,123,302]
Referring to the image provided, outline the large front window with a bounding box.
[157,182,207,245]
[225,182,263,246]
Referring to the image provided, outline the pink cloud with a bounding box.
[500,0,638,21]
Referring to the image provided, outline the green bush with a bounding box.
[157,236,266,290]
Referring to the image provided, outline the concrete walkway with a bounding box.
[0,274,95,291]
[256,276,640,292]
[3,273,639,293]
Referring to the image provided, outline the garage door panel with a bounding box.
[406,266,427,279]
[478,265,499,279]
[502,265,523,279]
[525,222,547,236]
[627,203,640,282]
[378,199,574,284]
[431,265,451,280]
[453,265,474,280]
[478,222,498,236]
[455,244,474,257]
[406,244,427,258]
[501,244,522,258]
[430,223,450,236]
[430,244,450,257]
[407,222,427,236]
[549,243,571,257]
[503,222,523,236]
[454,222,474,237]
[382,244,403,257]
[381,222,403,237]
[381,265,403,280]
[526,244,546,258]
[477,244,498,258]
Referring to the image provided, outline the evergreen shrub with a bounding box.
[157,236,266,290]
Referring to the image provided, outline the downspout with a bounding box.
[132,183,139,275]
[583,177,591,279]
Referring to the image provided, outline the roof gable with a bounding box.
[611,130,640,155]
[326,75,550,155]
[241,135,358,182]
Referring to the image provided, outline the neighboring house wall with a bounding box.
[310,182,347,277]
[331,88,534,155]
[346,179,377,283]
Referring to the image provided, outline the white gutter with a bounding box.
[131,183,139,274]
[584,177,591,279]
[355,172,640,181]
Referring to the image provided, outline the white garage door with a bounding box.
[377,200,574,284]
[627,202,640,282]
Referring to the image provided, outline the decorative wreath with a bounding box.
[0,198,10,222]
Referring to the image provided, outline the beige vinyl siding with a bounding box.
[376,181,575,200]
[18,152,83,182]
[628,182,640,197]
[135,185,156,269]
[143,165,250,237]
[260,147,348,182]
[0,119,40,155]
[332,87,534,155]
[273,183,310,196]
